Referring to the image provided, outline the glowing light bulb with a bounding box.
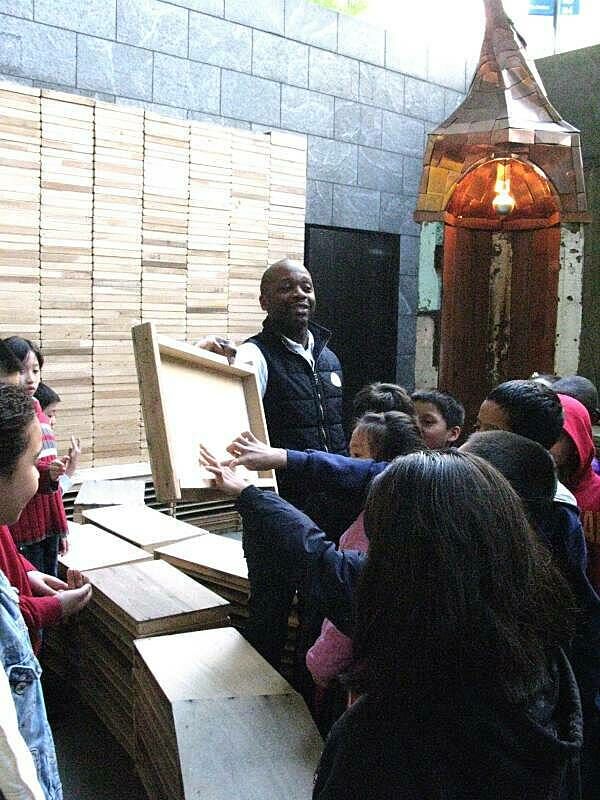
[492,161,516,216]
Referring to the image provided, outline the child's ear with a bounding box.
[446,426,461,445]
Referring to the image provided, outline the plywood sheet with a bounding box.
[82,502,204,551]
[58,522,151,577]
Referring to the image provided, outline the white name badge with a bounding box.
[330,372,342,388]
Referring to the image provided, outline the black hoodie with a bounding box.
[313,649,582,800]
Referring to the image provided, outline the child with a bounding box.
[307,412,424,690]
[552,394,600,594]
[202,448,581,800]
[462,429,600,799]
[34,382,81,493]
[0,339,23,386]
[4,337,69,576]
[0,385,91,654]
[553,376,600,476]
[352,382,415,420]
[412,389,464,449]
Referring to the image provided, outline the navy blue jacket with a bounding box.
[246,319,346,456]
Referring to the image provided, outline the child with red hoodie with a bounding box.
[4,337,70,577]
[552,393,600,592]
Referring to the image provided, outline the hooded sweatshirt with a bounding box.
[558,394,600,594]
[314,649,582,800]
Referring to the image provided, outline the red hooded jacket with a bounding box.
[558,394,600,591]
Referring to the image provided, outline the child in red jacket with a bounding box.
[4,337,71,576]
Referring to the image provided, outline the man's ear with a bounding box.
[259,294,268,312]
[446,426,461,445]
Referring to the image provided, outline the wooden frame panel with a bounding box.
[132,321,276,502]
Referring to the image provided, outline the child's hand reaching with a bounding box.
[66,435,81,478]
[225,431,287,471]
[48,457,68,482]
[199,445,251,496]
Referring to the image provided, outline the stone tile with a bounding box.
[398,274,418,315]
[396,353,415,392]
[78,36,152,100]
[153,52,219,114]
[284,0,337,50]
[117,0,188,58]
[385,28,427,79]
[334,99,382,148]
[427,48,466,92]
[189,13,251,71]
[337,14,384,66]
[380,192,419,236]
[253,30,308,88]
[168,0,223,14]
[0,0,32,18]
[381,110,425,157]
[444,88,464,118]
[404,76,446,124]
[307,136,356,185]
[309,49,358,101]
[358,146,403,193]
[403,155,422,195]
[306,179,332,226]
[117,96,187,118]
[359,62,403,113]
[189,110,250,129]
[35,0,116,39]
[0,72,33,85]
[34,80,115,102]
[399,233,419,276]
[396,313,417,355]
[221,70,280,127]
[332,184,379,231]
[224,0,284,35]
[0,15,75,84]
[281,85,333,137]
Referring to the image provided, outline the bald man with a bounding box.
[199,258,347,461]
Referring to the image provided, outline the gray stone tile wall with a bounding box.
[0,0,470,380]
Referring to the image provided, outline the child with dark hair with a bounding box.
[307,412,425,691]
[412,389,465,449]
[462,429,600,798]
[352,382,415,419]
[0,339,23,385]
[4,338,70,576]
[202,447,582,800]
[0,386,91,653]
[478,379,564,450]
[34,383,81,493]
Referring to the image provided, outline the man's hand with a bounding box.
[65,436,81,478]
[195,336,237,364]
[58,584,92,619]
[48,457,68,482]
[59,536,69,556]
[27,570,68,596]
[225,431,287,471]
[199,445,251,496]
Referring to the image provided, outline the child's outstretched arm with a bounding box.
[225,430,388,497]
[201,445,364,635]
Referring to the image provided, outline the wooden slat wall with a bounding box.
[0,84,307,467]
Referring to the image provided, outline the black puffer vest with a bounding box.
[245,319,347,455]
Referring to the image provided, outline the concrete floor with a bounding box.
[44,674,146,800]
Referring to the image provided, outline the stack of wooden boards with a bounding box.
[134,627,322,800]
[0,81,307,467]
[46,502,320,797]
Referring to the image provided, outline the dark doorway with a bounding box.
[305,225,400,433]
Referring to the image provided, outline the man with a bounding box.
[199,258,346,452]
[198,259,347,678]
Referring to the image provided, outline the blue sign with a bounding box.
[529,0,554,14]
[529,0,580,14]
